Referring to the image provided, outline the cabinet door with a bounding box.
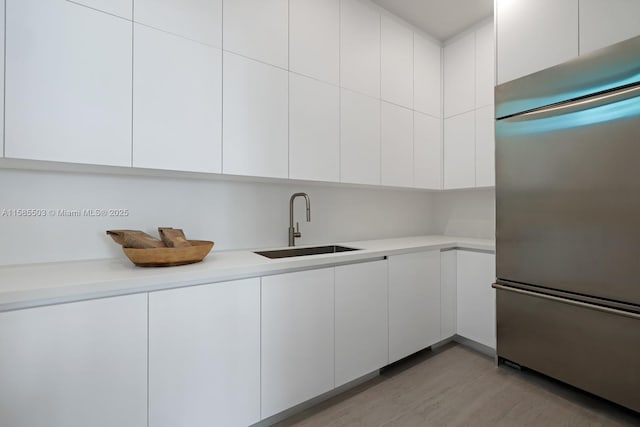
[414,33,442,118]
[440,250,457,339]
[5,0,132,167]
[381,102,414,187]
[457,250,496,349]
[223,52,288,179]
[444,111,475,189]
[381,16,413,108]
[475,21,495,108]
[149,279,260,427]
[133,25,222,173]
[134,0,222,47]
[223,0,288,68]
[579,0,640,55]
[340,0,381,98]
[475,105,495,187]
[289,74,340,182]
[335,260,388,387]
[340,90,381,185]
[389,250,441,363]
[0,295,147,427]
[73,0,131,19]
[444,32,475,117]
[261,268,334,418]
[413,111,442,190]
[290,0,340,85]
[496,0,578,84]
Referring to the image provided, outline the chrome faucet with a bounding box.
[289,192,311,246]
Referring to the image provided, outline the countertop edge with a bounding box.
[0,236,495,312]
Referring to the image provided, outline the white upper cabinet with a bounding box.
[414,33,442,118]
[340,0,381,98]
[134,0,222,47]
[335,260,388,387]
[223,53,288,179]
[579,0,640,55]
[73,0,132,19]
[340,90,381,185]
[223,0,288,68]
[381,102,413,187]
[289,74,340,183]
[475,21,495,108]
[381,16,414,108]
[444,32,475,117]
[5,0,132,167]
[475,106,495,188]
[133,25,222,173]
[414,111,442,190]
[444,111,475,189]
[149,279,260,427]
[496,0,578,84]
[0,295,147,427]
[290,0,340,85]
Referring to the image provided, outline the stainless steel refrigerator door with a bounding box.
[495,285,640,412]
[496,85,640,306]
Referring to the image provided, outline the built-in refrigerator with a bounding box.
[494,34,640,413]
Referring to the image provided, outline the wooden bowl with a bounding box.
[122,240,214,267]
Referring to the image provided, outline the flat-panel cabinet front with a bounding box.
[496,0,579,84]
[340,90,381,185]
[381,16,414,108]
[444,32,475,118]
[261,268,334,419]
[0,295,147,427]
[579,0,640,55]
[444,111,475,189]
[289,74,340,182]
[388,250,441,363]
[133,24,222,173]
[457,250,496,349]
[340,0,381,98]
[335,260,388,387]
[223,0,288,68]
[223,52,288,179]
[5,0,132,166]
[413,111,442,190]
[381,102,414,187]
[149,279,260,427]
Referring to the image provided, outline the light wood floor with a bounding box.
[276,343,640,427]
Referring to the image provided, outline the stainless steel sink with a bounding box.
[255,245,360,259]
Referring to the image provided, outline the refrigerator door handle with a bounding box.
[492,283,640,320]
[499,82,640,121]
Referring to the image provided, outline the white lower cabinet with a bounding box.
[388,250,441,363]
[261,268,335,419]
[335,260,388,387]
[457,250,496,349]
[0,295,147,427]
[148,278,260,427]
[440,249,457,339]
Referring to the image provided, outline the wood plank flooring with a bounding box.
[276,343,640,427]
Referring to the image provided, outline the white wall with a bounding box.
[431,188,495,239]
[0,169,435,265]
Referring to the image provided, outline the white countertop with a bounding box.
[0,235,494,312]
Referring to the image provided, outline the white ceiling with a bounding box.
[372,0,493,41]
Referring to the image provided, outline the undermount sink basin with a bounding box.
[255,245,360,259]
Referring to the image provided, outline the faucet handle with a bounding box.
[294,222,301,238]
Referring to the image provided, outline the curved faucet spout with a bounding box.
[289,193,311,246]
